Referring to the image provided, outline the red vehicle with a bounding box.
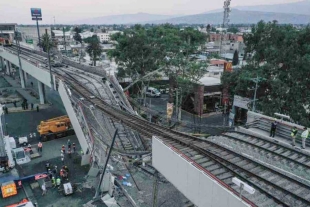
[0,37,12,47]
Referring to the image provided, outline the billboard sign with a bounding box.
[31,8,42,17]
[233,95,251,110]
[32,18,42,21]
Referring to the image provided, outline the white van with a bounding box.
[145,87,161,97]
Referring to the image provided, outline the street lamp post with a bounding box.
[46,29,54,91]
[249,75,265,112]
[63,27,68,56]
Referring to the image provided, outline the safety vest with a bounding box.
[38,142,42,148]
[51,178,55,184]
[291,129,298,137]
[56,178,61,185]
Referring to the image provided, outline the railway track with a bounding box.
[209,132,310,173]
[63,72,310,207]
[6,46,310,206]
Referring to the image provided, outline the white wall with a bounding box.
[58,81,88,154]
[152,137,251,207]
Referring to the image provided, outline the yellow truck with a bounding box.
[37,115,75,142]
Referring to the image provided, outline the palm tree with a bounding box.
[86,35,103,66]
[38,33,54,52]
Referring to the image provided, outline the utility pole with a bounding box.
[178,88,182,122]
[14,30,25,88]
[176,88,179,121]
[250,75,265,112]
[36,18,41,48]
[46,29,54,91]
[63,27,67,56]
[94,129,118,200]
[152,170,159,207]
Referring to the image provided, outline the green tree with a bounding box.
[90,28,94,32]
[109,24,207,103]
[222,21,310,125]
[232,50,239,66]
[73,27,82,44]
[227,27,239,34]
[86,35,103,66]
[38,33,54,52]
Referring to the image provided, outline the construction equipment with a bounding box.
[37,115,75,142]
[1,181,17,198]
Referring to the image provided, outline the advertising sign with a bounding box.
[31,8,42,17]
[233,95,251,110]
[167,103,174,119]
[32,18,42,21]
[26,39,33,44]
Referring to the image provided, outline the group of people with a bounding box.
[44,162,71,191]
[60,139,76,164]
[270,120,309,149]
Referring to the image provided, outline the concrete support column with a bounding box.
[6,60,11,76]
[23,70,28,85]
[18,68,26,88]
[38,81,46,104]
[0,57,4,71]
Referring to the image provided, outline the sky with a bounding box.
[0,0,302,24]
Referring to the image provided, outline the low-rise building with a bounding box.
[96,31,121,43]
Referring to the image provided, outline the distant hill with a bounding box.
[235,0,310,16]
[72,12,175,25]
[148,9,310,25]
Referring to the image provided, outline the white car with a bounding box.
[146,87,161,97]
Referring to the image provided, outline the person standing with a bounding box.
[36,105,39,112]
[67,139,71,150]
[13,101,16,108]
[41,183,47,196]
[37,142,43,152]
[61,145,65,154]
[31,81,33,88]
[45,162,50,173]
[301,127,309,149]
[56,177,61,189]
[270,120,278,137]
[291,127,298,146]
[72,143,76,153]
[61,152,64,165]
[51,177,56,188]
[31,103,34,110]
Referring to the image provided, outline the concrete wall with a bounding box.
[152,137,251,207]
[0,50,52,88]
[58,80,88,154]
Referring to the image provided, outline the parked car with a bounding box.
[145,87,161,97]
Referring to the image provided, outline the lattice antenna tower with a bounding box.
[220,0,232,55]
[223,0,231,28]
